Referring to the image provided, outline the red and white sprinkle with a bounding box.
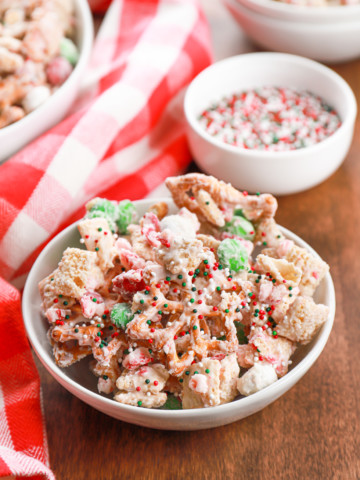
[199,86,341,151]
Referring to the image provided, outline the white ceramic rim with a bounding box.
[0,0,93,138]
[184,52,357,160]
[22,198,336,421]
[233,0,360,21]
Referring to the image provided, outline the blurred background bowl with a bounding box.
[184,52,356,195]
[223,0,360,63]
[0,0,93,163]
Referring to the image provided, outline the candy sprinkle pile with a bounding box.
[198,86,341,151]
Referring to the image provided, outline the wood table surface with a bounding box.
[34,6,360,480]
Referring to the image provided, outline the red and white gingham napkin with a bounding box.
[0,0,212,477]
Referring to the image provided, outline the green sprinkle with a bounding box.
[177,275,183,279]
[164,304,168,308]
[235,308,240,313]
[140,299,145,304]
[74,328,79,333]
[262,242,267,247]
[97,324,101,328]
[185,371,190,375]
[153,296,158,300]
[158,311,163,315]
[193,325,198,330]
[203,272,208,276]
[148,349,152,354]
[272,331,277,336]
[179,378,184,383]
[204,260,208,265]
[137,401,142,407]
[92,298,97,303]
[193,309,197,313]
[195,269,200,274]
[190,299,195,303]
[289,293,293,297]
[205,201,210,205]
[225,308,229,313]
[182,282,186,287]
[102,314,107,319]
[145,379,150,384]
[102,375,108,380]
[218,265,223,270]
[216,286,221,292]
[144,291,149,295]
[63,301,68,306]
[147,320,152,325]
[95,247,99,251]
[65,315,70,319]
[256,192,260,196]
[166,276,171,281]
[98,227,102,232]
[194,371,199,375]
[288,286,293,291]
[192,287,196,292]
[205,368,210,374]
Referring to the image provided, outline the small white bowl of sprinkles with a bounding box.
[184,52,357,195]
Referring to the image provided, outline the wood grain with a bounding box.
[33,37,360,480]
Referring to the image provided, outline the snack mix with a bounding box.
[0,0,78,128]
[39,174,330,409]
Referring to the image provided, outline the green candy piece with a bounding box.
[223,216,255,241]
[110,303,134,330]
[233,208,244,217]
[87,198,118,232]
[236,322,248,345]
[158,394,182,410]
[116,200,137,234]
[218,238,248,272]
[60,37,79,66]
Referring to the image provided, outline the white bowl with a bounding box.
[224,0,360,63]
[22,198,335,431]
[184,52,356,196]
[0,0,93,163]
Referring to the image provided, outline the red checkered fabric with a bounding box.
[0,0,212,477]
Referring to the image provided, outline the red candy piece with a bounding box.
[112,269,146,298]
[46,56,72,86]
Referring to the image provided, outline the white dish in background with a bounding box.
[0,0,94,163]
[22,198,335,431]
[224,0,360,63]
[184,52,356,196]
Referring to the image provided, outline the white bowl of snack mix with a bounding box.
[22,174,335,430]
[224,0,360,63]
[184,53,356,196]
[0,0,93,163]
